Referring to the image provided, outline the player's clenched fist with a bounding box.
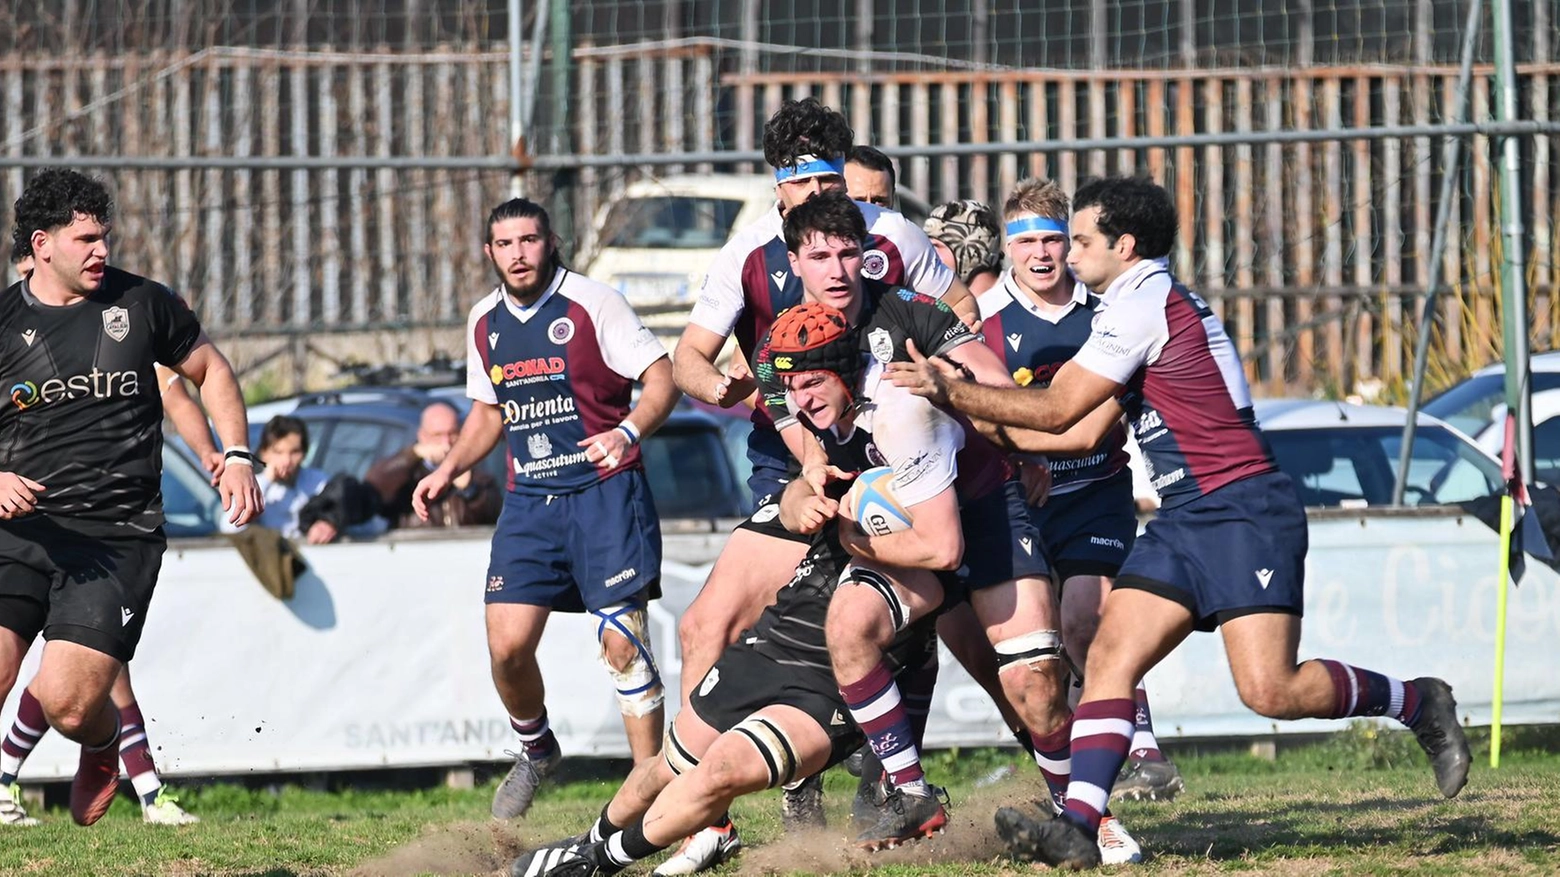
[218,464,263,526]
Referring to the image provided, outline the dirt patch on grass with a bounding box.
[347,820,527,877]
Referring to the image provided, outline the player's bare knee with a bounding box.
[1235,674,1302,719]
[695,743,769,801]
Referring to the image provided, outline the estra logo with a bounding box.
[11,368,141,410]
[488,356,565,384]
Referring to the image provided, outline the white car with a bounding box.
[1422,350,1560,436]
[1127,399,1502,510]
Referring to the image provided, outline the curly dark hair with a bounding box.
[11,168,114,259]
[762,98,855,171]
[260,414,311,455]
[1071,177,1177,260]
[783,190,868,253]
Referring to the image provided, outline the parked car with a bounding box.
[1253,399,1501,508]
[1421,350,1560,436]
[237,387,747,521]
[1470,388,1560,487]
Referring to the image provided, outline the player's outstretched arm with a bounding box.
[778,468,840,535]
[890,342,1120,434]
[674,324,751,406]
[156,364,223,479]
[174,338,261,526]
[413,400,503,521]
[976,397,1125,456]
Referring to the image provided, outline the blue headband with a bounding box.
[774,154,845,183]
[1005,216,1068,237]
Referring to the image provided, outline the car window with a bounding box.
[1377,428,1502,505]
[1268,426,1499,507]
[601,197,746,250]
[162,445,221,536]
[640,424,743,519]
[314,419,412,479]
[1536,417,1560,487]
[1424,372,1560,436]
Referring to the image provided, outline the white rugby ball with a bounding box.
[847,466,914,535]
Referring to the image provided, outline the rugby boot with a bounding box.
[780,772,826,832]
[71,739,122,826]
[511,840,606,877]
[1096,815,1143,865]
[850,770,889,831]
[493,746,563,819]
[652,820,742,875]
[0,782,39,827]
[1408,677,1470,798]
[855,784,948,851]
[995,805,1101,870]
[1114,758,1185,802]
[143,788,200,825]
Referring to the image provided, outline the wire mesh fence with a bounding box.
[1,2,1556,395]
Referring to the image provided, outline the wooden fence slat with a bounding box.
[969,81,989,206]
[1026,80,1047,181]
[665,55,685,175]
[1293,75,1316,386]
[1383,76,1404,381]
[1473,75,1493,359]
[202,57,226,329]
[290,61,312,327]
[1322,76,1345,382]
[1146,78,1166,185]
[348,59,369,325]
[1173,76,1195,279]
[1203,77,1226,318]
[318,59,341,326]
[939,82,959,204]
[174,59,195,298]
[1059,79,1079,196]
[374,57,397,322]
[1116,79,1136,174]
[1233,76,1255,383]
[1087,77,1106,178]
[1352,76,1374,379]
[232,59,254,326]
[149,57,172,287]
[997,80,1018,197]
[431,57,456,321]
[1262,78,1286,392]
[909,82,929,198]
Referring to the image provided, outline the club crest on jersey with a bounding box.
[869,327,894,364]
[102,306,130,342]
[548,317,575,345]
[527,432,553,459]
[861,248,889,280]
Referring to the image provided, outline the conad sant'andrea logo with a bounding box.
[10,381,38,409]
[10,369,140,410]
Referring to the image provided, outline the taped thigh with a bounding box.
[591,601,665,717]
[662,722,700,776]
[994,629,1065,672]
[839,565,911,633]
[730,714,800,789]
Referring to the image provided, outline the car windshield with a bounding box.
[601,196,745,250]
[639,422,744,518]
[1268,425,1500,508]
[1424,371,1560,435]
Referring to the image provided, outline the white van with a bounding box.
[582,174,778,313]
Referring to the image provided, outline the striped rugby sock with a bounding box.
[1060,698,1135,834]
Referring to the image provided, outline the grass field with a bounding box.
[4,725,1558,876]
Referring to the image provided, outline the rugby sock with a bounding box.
[1029,715,1073,812]
[586,801,623,843]
[898,652,939,747]
[510,711,560,761]
[1314,660,1424,726]
[1128,684,1167,763]
[840,661,929,797]
[602,819,668,872]
[118,701,163,806]
[1,688,48,785]
[1060,698,1135,835]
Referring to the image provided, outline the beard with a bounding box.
[493,249,556,301]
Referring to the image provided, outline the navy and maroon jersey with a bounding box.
[688,200,956,430]
[0,267,202,535]
[976,273,1130,495]
[1071,260,1277,510]
[464,268,667,496]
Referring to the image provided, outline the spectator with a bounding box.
[366,400,501,529]
[255,415,333,542]
[924,199,1004,295]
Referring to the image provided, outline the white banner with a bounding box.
[2,512,1557,780]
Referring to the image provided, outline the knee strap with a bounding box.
[730,715,800,789]
[592,601,665,718]
[662,723,700,776]
[840,565,911,633]
[994,629,1065,671]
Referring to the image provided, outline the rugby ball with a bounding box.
[847,466,914,536]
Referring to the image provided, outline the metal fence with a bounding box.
[2,2,1557,395]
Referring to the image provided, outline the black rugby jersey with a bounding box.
[0,267,202,534]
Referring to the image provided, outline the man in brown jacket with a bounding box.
[366,400,501,529]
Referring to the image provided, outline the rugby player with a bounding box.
[889,176,1471,869]
[412,197,679,821]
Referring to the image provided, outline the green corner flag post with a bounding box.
[1491,0,1531,769]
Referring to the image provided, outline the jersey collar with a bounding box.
[496,267,567,323]
[1098,257,1171,304]
[995,269,1089,324]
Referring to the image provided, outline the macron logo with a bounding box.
[1006,332,1023,352]
[120,607,135,627]
[830,710,846,726]
[1019,536,1034,556]
[488,332,500,349]
[1255,568,1274,589]
[770,270,788,291]
[21,329,36,347]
